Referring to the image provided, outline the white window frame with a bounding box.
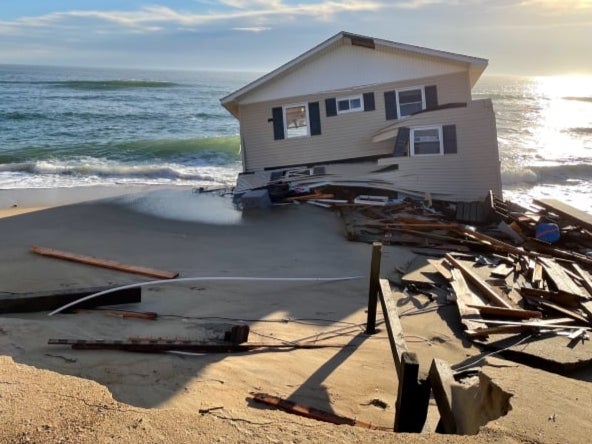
[396,86,425,118]
[283,103,310,138]
[410,125,443,156]
[336,94,364,114]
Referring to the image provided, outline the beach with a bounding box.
[1,186,591,443]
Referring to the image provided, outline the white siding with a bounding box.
[240,71,471,172]
[375,99,502,200]
[241,42,467,105]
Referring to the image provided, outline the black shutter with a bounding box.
[325,98,337,117]
[272,107,284,140]
[443,124,457,153]
[384,91,398,120]
[363,92,375,111]
[393,127,410,156]
[309,102,321,136]
[425,85,438,110]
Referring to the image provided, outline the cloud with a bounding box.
[232,26,272,32]
[0,1,387,35]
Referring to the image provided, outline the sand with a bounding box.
[0,186,591,443]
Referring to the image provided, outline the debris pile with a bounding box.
[343,195,592,361]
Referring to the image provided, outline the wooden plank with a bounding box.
[250,392,389,430]
[466,304,542,319]
[445,254,513,309]
[448,268,483,331]
[0,286,141,314]
[429,358,457,434]
[48,339,344,352]
[520,287,583,308]
[523,297,590,324]
[533,198,592,232]
[466,325,534,339]
[30,245,179,280]
[540,257,585,296]
[428,258,452,281]
[378,278,407,373]
[366,242,382,335]
[490,263,514,278]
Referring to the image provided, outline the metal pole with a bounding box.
[366,242,382,334]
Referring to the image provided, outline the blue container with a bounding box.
[535,223,560,243]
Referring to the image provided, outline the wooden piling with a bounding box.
[365,242,382,335]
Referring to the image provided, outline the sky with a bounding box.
[1,0,591,76]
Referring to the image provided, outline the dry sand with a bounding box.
[0,187,591,443]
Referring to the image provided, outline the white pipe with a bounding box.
[48,276,363,317]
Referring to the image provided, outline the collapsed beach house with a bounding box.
[221,31,502,204]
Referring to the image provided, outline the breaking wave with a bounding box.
[0,136,240,164]
[50,80,179,90]
[563,96,592,103]
[502,162,592,186]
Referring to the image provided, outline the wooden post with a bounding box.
[378,278,430,432]
[366,242,382,335]
[395,352,430,433]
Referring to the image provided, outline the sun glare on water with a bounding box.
[526,75,592,164]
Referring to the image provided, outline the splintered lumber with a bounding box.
[523,239,592,267]
[465,325,535,339]
[48,339,344,353]
[523,297,590,325]
[533,198,592,232]
[0,286,141,314]
[520,288,583,308]
[453,226,530,257]
[572,264,592,296]
[250,392,389,430]
[539,257,586,296]
[428,359,457,434]
[445,254,513,309]
[466,304,542,320]
[30,245,179,279]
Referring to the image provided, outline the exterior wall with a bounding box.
[239,71,472,172]
[374,99,502,200]
[241,41,468,105]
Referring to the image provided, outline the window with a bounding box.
[337,95,363,114]
[397,87,425,117]
[410,126,443,156]
[284,103,309,138]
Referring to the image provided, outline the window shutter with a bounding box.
[363,92,375,111]
[443,124,457,154]
[325,98,337,117]
[309,102,322,136]
[384,91,398,120]
[425,85,438,110]
[272,107,284,140]
[393,127,410,156]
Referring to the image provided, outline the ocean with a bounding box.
[1,65,591,212]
